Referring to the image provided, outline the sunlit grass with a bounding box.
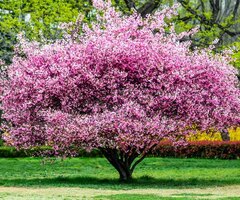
[0,157,240,189]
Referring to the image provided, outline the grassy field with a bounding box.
[0,157,240,199]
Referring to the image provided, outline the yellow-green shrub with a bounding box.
[187,128,240,141]
[229,128,240,141]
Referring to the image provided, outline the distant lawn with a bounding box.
[0,157,240,189]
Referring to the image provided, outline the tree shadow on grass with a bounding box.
[0,175,239,189]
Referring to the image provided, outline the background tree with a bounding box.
[176,0,240,49]
[0,0,93,64]
[115,0,240,48]
[1,0,240,62]
[2,1,240,181]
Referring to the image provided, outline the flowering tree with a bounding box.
[1,1,240,181]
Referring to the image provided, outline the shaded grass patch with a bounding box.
[0,157,240,189]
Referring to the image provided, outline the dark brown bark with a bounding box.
[100,148,136,181]
[100,144,157,181]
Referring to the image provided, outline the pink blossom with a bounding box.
[1,1,240,158]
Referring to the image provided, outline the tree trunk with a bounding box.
[100,146,155,182]
[118,165,133,181]
[220,128,230,141]
[100,148,137,181]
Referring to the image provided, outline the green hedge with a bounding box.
[0,146,28,158]
[0,141,240,159]
[0,146,103,158]
[0,146,52,158]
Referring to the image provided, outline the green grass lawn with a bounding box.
[0,157,240,199]
[0,157,240,189]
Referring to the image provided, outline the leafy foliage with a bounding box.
[175,0,240,49]
[0,0,93,64]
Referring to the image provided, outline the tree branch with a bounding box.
[123,0,137,11]
[199,0,205,13]
[177,0,240,37]
[130,143,157,173]
[233,0,240,20]
[138,0,162,17]
[130,151,147,173]
[210,0,220,22]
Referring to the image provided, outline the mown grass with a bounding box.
[95,194,240,200]
[0,157,240,189]
[95,194,194,200]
